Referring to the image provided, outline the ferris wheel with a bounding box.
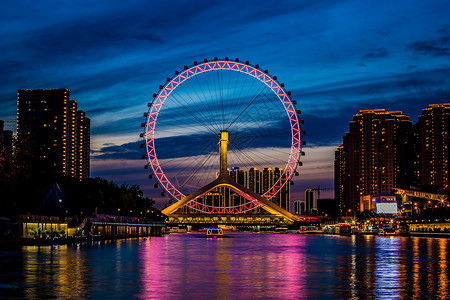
[142,58,304,215]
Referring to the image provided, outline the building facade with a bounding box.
[335,109,412,212]
[334,144,345,215]
[305,189,315,215]
[414,103,450,192]
[0,120,13,148]
[17,89,90,179]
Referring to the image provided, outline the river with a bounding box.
[0,232,449,299]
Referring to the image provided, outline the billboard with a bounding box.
[373,196,398,214]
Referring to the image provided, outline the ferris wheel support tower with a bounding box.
[161,130,299,221]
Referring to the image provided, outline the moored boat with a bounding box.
[206,228,223,238]
[274,227,288,234]
[297,226,323,234]
[378,227,398,236]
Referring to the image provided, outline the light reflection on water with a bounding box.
[0,233,449,299]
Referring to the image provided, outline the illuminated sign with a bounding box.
[372,195,398,214]
[376,202,398,214]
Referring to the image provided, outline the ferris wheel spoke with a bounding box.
[234,92,279,129]
[178,149,217,190]
[145,59,301,211]
[226,84,273,131]
[227,73,261,129]
[225,70,250,128]
[201,72,223,130]
[192,73,222,131]
[176,81,221,132]
[169,93,219,135]
[228,142,260,169]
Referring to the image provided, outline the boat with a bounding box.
[274,227,288,234]
[378,227,398,236]
[297,226,323,234]
[206,228,223,238]
[218,225,237,231]
[337,224,352,236]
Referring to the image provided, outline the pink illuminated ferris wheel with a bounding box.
[142,58,304,215]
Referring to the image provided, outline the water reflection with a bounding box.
[0,234,449,299]
[138,233,308,299]
[21,245,88,299]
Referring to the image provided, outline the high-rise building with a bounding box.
[336,109,412,212]
[262,167,274,194]
[17,89,90,178]
[0,120,3,142]
[230,167,246,206]
[334,145,345,215]
[294,200,305,215]
[77,110,90,179]
[0,120,11,148]
[67,100,78,177]
[247,167,262,194]
[305,189,315,215]
[274,168,290,212]
[414,103,450,192]
[247,167,262,213]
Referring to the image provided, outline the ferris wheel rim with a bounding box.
[143,59,303,209]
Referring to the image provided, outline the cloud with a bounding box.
[132,34,164,44]
[407,36,450,56]
[92,140,142,160]
[361,47,388,60]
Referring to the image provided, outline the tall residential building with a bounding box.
[0,120,3,142]
[0,120,12,148]
[247,167,262,213]
[334,145,345,214]
[414,103,450,192]
[335,109,412,212]
[77,111,90,179]
[230,167,246,206]
[247,167,262,194]
[274,168,290,212]
[17,89,90,179]
[305,189,315,215]
[294,200,305,215]
[67,100,78,177]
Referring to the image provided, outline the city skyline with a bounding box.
[1,0,449,207]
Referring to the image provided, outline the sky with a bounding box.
[1,0,449,209]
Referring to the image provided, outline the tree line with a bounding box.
[0,137,160,221]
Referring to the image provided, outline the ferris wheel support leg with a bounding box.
[161,174,299,222]
[161,178,223,215]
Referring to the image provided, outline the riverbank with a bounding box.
[409,232,450,238]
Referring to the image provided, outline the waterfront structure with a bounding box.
[414,103,450,192]
[17,89,90,178]
[161,131,298,222]
[181,166,291,216]
[335,109,412,212]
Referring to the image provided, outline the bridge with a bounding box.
[161,131,299,225]
[393,188,450,214]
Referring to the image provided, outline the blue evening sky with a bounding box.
[1,0,449,207]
